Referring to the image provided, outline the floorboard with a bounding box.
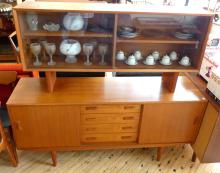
[1,145,220,173]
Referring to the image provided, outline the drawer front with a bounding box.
[82,133,137,143]
[81,105,141,114]
[82,123,139,134]
[81,113,140,124]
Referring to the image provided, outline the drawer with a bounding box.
[81,113,140,124]
[81,105,141,114]
[81,133,137,143]
[82,123,139,134]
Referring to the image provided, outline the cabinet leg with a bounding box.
[50,151,57,166]
[157,147,163,161]
[192,152,197,162]
[162,72,179,92]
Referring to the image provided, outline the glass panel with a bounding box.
[116,13,209,70]
[18,11,114,70]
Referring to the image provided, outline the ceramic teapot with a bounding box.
[63,13,84,31]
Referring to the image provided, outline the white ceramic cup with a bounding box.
[180,56,190,65]
[144,55,155,65]
[152,51,160,61]
[127,55,137,65]
[134,50,142,60]
[116,51,125,61]
[161,55,171,65]
[170,51,178,61]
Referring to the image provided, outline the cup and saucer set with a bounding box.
[116,50,191,67]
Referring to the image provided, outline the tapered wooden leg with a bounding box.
[157,147,163,161]
[192,151,197,162]
[51,151,57,166]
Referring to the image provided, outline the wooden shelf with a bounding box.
[24,30,113,38]
[117,35,199,44]
[115,60,198,72]
[26,55,113,72]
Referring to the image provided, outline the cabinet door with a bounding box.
[192,103,220,163]
[139,102,207,144]
[8,105,80,149]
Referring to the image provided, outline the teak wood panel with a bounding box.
[81,123,139,134]
[7,77,206,106]
[81,113,140,124]
[81,132,137,143]
[81,105,141,114]
[139,102,207,144]
[192,103,220,163]
[8,105,80,149]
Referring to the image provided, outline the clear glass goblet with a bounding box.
[83,43,94,66]
[98,43,108,65]
[90,40,97,60]
[45,43,56,66]
[39,40,47,61]
[30,43,42,66]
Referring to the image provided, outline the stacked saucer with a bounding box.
[174,29,195,40]
[118,26,139,38]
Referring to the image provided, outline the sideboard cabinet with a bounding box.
[7,76,208,163]
[9,1,218,166]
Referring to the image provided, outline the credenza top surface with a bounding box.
[7,76,207,106]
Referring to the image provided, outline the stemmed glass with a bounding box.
[39,40,47,61]
[90,40,97,60]
[98,43,108,65]
[30,43,42,66]
[45,43,56,66]
[83,43,94,66]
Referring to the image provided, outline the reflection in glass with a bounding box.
[45,43,56,66]
[98,43,108,65]
[83,43,94,66]
[30,43,42,66]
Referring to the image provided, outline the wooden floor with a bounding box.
[1,145,220,173]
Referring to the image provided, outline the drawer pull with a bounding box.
[124,106,136,109]
[85,117,96,121]
[86,127,96,131]
[85,107,97,110]
[123,116,134,120]
[122,126,133,130]
[121,136,132,139]
[86,137,96,141]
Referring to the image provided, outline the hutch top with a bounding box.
[13,1,214,73]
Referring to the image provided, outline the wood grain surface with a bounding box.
[7,76,207,106]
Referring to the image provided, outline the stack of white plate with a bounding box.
[174,30,194,40]
[118,26,139,38]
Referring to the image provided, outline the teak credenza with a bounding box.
[7,76,208,166]
[8,1,218,166]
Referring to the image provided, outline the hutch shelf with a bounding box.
[8,1,218,166]
[13,1,213,92]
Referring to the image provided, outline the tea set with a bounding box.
[116,50,191,66]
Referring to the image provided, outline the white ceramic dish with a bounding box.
[160,60,172,66]
[178,61,191,66]
[125,60,138,66]
[143,60,156,66]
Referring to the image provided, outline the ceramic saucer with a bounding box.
[125,60,138,66]
[178,61,191,66]
[143,60,156,65]
[160,61,172,66]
